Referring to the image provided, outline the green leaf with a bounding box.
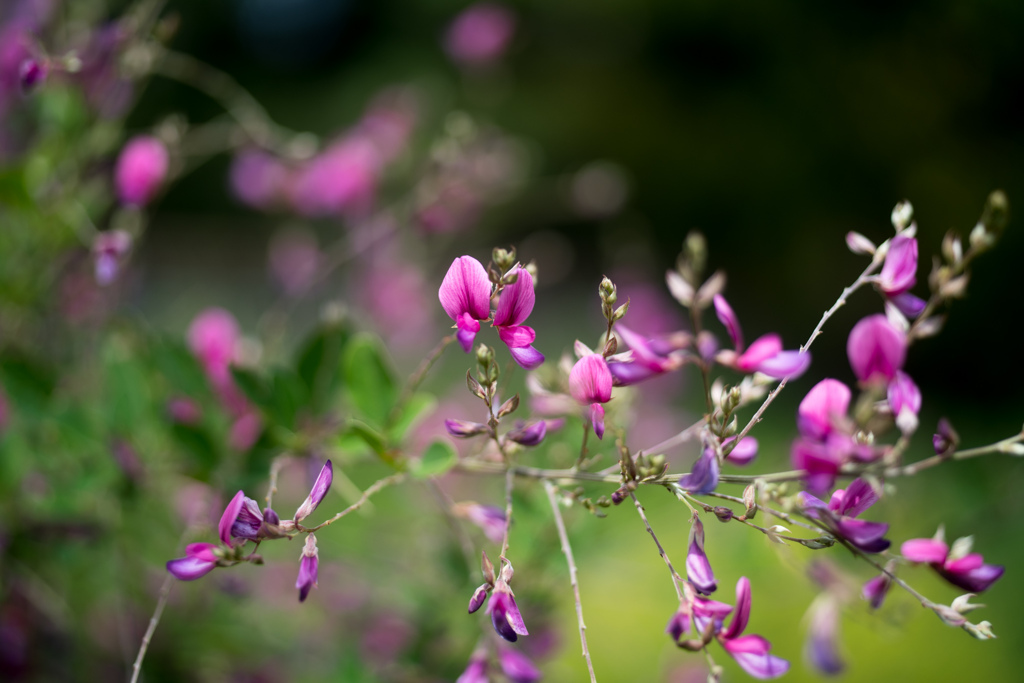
[269,368,307,429]
[295,321,350,412]
[230,367,273,412]
[0,349,55,417]
[0,166,32,210]
[149,337,211,399]
[171,424,220,481]
[102,336,150,434]
[346,420,396,466]
[343,334,397,426]
[388,392,437,442]
[411,440,457,479]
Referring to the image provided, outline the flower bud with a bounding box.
[845,231,876,255]
[713,506,734,522]
[468,583,490,613]
[979,189,1008,239]
[18,58,47,93]
[505,420,547,447]
[296,534,319,602]
[891,200,913,231]
[446,419,489,438]
[742,484,757,519]
[496,394,519,418]
[294,460,333,522]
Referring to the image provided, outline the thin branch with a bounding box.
[629,491,684,601]
[305,473,406,531]
[500,466,515,559]
[129,573,173,683]
[265,455,290,510]
[543,481,597,682]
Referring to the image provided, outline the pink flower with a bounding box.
[798,479,891,553]
[166,489,257,580]
[493,266,544,369]
[862,572,892,610]
[796,379,851,441]
[804,596,844,675]
[444,3,517,67]
[498,647,541,683]
[439,256,492,352]
[487,583,529,642]
[288,137,378,218]
[294,460,333,522]
[722,436,758,466]
[606,325,690,385]
[847,314,906,383]
[887,370,921,434]
[713,295,809,379]
[676,448,720,495]
[569,354,613,439]
[92,230,132,285]
[901,536,1004,593]
[456,651,489,683]
[114,136,169,207]
[877,234,918,295]
[230,149,289,210]
[188,308,240,383]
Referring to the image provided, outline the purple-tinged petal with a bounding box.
[666,608,692,642]
[230,496,264,541]
[835,518,890,553]
[804,597,844,675]
[713,295,744,352]
[720,576,751,640]
[446,419,489,438]
[862,573,892,610]
[498,324,536,348]
[456,652,489,683]
[219,490,245,546]
[295,460,333,522]
[185,542,220,563]
[439,256,492,322]
[847,314,906,383]
[937,562,1004,593]
[797,379,851,440]
[735,334,782,372]
[933,418,959,455]
[296,534,319,602]
[829,478,878,518]
[463,504,507,545]
[590,403,606,440]
[901,538,949,564]
[166,555,217,581]
[569,354,613,404]
[493,267,536,327]
[444,2,517,67]
[487,589,529,642]
[791,439,841,497]
[722,634,790,680]
[677,449,719,495]
[890,291,927,318]
[686,515,717,595]
[878,234,918,295]
[456,312,481,352]
[114,136,169,207]
[797,491,828,511]
[723,436,758,466]
[468,583,490,613]
[607,361,657,385]
[506,420,547,446]
[888,371,921,434]
[754,350,811,379]
[498,647,542,683]
[508,344,545,370]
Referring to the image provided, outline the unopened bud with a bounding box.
[682,232,707,280]
[476,343,494,366]
[979,190,1008,239]
[942,231,963,265]
[666,270,694,307]
[951,593,985,615]
[742,484,757,519]
[713,506,734,522]
[492,246,516,271]
[964,620,997,640]
[612,301,629,322]
[466,370,487,400]
[891,200,914,231]
[845,231,876,255]
[524,260,538,285]
[940,274,970,299]
[599,276,617,304]
[932,417,959,455]
[611,487,628,505]
[468,583,490,613]
[603,336,618,357]
[933,604,967,627]
[18,58,47,93]
[694,270,726,309]
[501,269,520,285]
[496,394,520,418]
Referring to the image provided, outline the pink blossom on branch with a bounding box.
[901,535,1004,593]
[569,353,613,439]
[114,135,169,207]
[493,266,544,369]
[712,295,810,379]
[847,314,906,383]
[439,255,492,352]
[444,2,517,67]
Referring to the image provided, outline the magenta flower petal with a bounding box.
[713,295,744,352]
[439,256,492,322]
[185,542,220,563]
[456,653,489,683]
[938,562,1004,593]
[797,379,851,440]
[878,234,918,295]
[498,647,542,683]
[444,2,517,67]
[723,436,758,466]
[847,314,906,383]
[887,370,921,424]
[166,555,216,581]
[296,534,319,602]
[677,449,719,494]
[508,345,545,369]
[735,334,782,371]
[686,516,717,595]
[791,439,842,497]
[456,312,482,352]
[446,419,489,438]
[589,403,606,439]
[569,354,613,404]
[862,573,892,609]
[901,538,949,564]
[720,577,751,640]
[487,589,529,642]
[219,490,246,546]
[493,267,535,327]
[666,608,692,642]
[497,324,536,348]
[754,350,811,379]
[722,634,790,680]
[835,518,890,553]
[230,496,264,541]
[295,460,333,522]
[828,478,878,518]
[506,420,547,446]
[804,598,844,675]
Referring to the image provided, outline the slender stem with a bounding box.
[265,455,289,510]
[695,491,818,531]
[543,481,597,683]
[500,467,515,559]
[574,423,591,470]
[456,458,806,485]
[129,573,173,683]
[882,432,1023,477]
[305,473,406,531]
[839,539,934,608]
[727,257,882,453]
[629,491,684,601]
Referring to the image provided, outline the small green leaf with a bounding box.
[388,392,437,442]
[346,420,398,467]
[231,367,273,412]
[296,321,350,412]
[343,334,397,426]
[412,440,457,479]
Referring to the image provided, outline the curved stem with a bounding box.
[129,573,173,683]
[629,491,684,601]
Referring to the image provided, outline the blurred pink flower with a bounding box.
[114,136,169,207]
[444,3,517,67]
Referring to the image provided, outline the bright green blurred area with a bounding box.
[2,0,1024,681]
